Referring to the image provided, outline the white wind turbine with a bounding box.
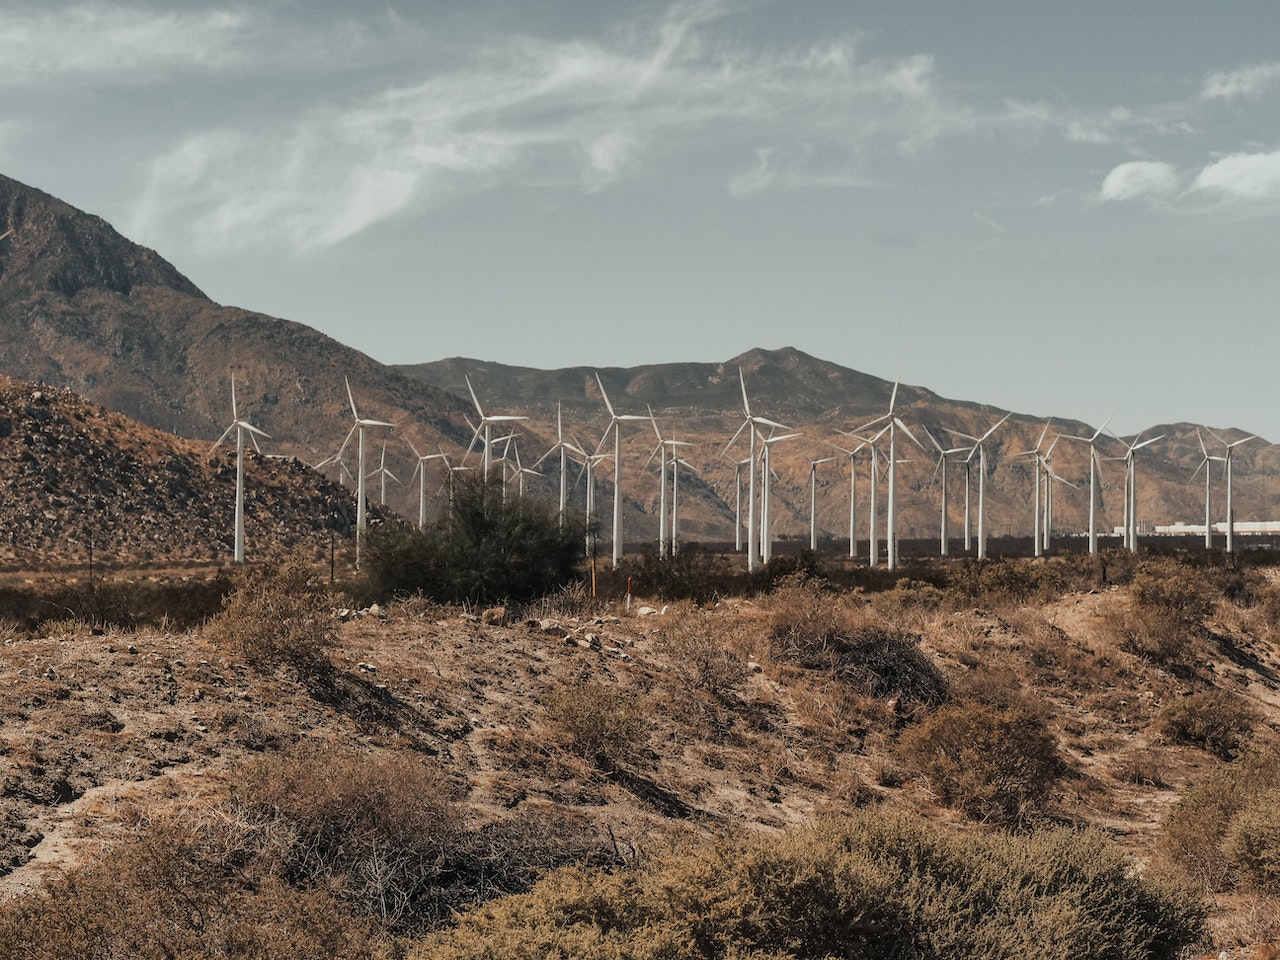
[726,454,752,554]
[209,375,270,565]
[831,441,868,559]
[849,378,923,571]
[760,430,801,565]
[594,373,653,567]
[805,455,835,551]
[1206,428,1257,554]
[334,377,395,566]
[924,428,973,558]
[464,375,527,480]
[843,425,890,566]
[949,414,1011,561]
[1011,421,1053,558]
[508,438,541,498]
[1063,416,1115,555]
[406,439,448,530]
[533,402,585,529]
[366,440,400,507]
[1111,432,1165,553]
[1192,431,1224,550]
[646,408,695,558]
[669,448,696,555]
[723,368,792,573]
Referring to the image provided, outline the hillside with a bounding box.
[2,554,1279,955]
[0,174,478,512]
[0,374,363,566]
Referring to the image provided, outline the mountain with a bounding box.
[0,174,477,508]
[399,350,1280,545]
[3,170,1278,553]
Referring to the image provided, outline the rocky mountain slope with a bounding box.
[0,374,362,566]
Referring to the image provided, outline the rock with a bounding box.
[481,606,507,625]
[358,661,377,673]
[636,605,659,617]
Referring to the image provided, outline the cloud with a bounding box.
[1099,161,1179,202]
[130,2,970,253]
[0,2,252,79]
[1190,149,1280,203]
[1202,62,1280,101]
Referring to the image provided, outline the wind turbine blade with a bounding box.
[922,426,944,454]
[1204,426,1226,447]
[405,437,422,459]
[595,372,617,418]
[344,376,359,420]
[723,419,750,457]
[738,367,752,417]
[1034,419,1052,451]
[1132,434,1164,452]
[754,416,792,432]
[648,404,662,442]
[1089,413,1117,443]
[979,413,1011,443]
[1230,435,1259,449]
[464,375,484,418]
[230,375,239,420]
[895,418,925,450]
[209,424,236,453]
[888,375,900,414]
[1196,429,1208,459]
[850,412,890,434]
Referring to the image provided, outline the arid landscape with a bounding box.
[5,174,1280,957]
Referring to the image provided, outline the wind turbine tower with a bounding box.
[210,375,269,565]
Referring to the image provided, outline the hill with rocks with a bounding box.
[0,374,364,567]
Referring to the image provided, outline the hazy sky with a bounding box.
[5,1,1280,439]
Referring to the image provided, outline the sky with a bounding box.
[4,1,1280,440]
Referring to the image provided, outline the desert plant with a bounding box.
[1222,789,1280,893]
[899,699,1063,825]
[204,550,333,674]
[1162,744,1280,893]
[542,681,649,770]
[409,812,1204,960]
[360,473,584,605]
[1154,689,1256,759]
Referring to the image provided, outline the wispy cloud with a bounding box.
[130,3,966,252]
[0,2,252,78]
[1099,161,1179,201]
[1202,62,1280,101]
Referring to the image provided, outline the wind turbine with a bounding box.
[366,441,400,507]
[406,438,448,530]
[464,375,527,480]
[925,428,973,558]
[508,437,541,498]
[723,368,792,573]
[669,449,696,555]
[1206,428,1257,554]
[594,373,653,567]
[949,414,1011,561]
[849,377,924,571]
[805,455,835,551]
[533,402,585,529]
[1110,432,1164,553]
[759,431,801,565]
[647,408,695,558]
[1063,415,1115,555]
[209,375,270,565]
[831,442,867,559]
[1011,421,1053,558]
[1191,431,1225,550]
[335,377,395,567]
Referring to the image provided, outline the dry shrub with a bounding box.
[205,550,333,674]
[870,578,946,617]
[649,613,750,700]
[943,557,1069,605]
[233,742,464,930]
[0,807,375,960]
[899,699,1063,826]
[542,681,649,769]
[1131,557,1218,625]
[766,579,946,717]
[1223,790,1280,892]
[1161,744,1280,892]
[410,812,1204,960]
[1110,598,1200,666]
[1154,689,1256,759]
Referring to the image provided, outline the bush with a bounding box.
[899,700,1063,825]
[361,473,584,605]
[410,812,1205,960]
[1162,745,1280,893]
[542,682,649,770]
[204,551,333,674]
[0,808,376,960]
[1223,790,1280,892]
[1155,689,1256,759]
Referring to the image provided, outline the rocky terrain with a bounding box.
[2,554,1280,954]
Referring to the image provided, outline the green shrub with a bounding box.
[361,473,584,605]
[410,812,1204,960]
[899,700,1063,825]
[204,551,333,674]
[1155,689,1256,759]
